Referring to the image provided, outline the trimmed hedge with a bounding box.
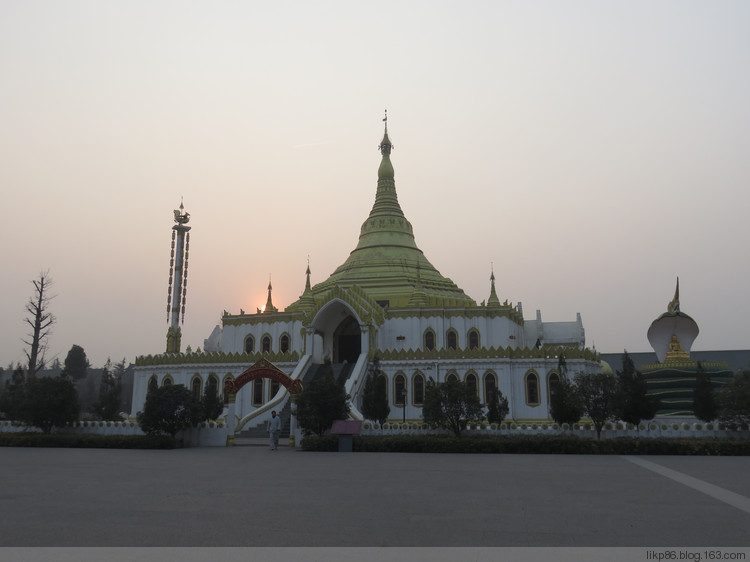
[0,432,181,449]
[301,434,750,455]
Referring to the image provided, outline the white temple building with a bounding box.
[132,119,601,435]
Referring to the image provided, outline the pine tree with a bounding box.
[550,377,583,427]
[95,358,122,420]
[486,388,509,425]
[361,355,390,424]
[296,363,350,436]
[718,371,750,426]
[202,377,224,420]
[62,345,90,380]
[549,352,583,427]
[614,351,660,427]
[693,361,718,422]
[0,365,26,420]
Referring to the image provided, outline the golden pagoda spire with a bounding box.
[298,259,315,311]
[305,257,312,292]
[487,264,501,308]
[288,116,476,309]
[262,275,278,314]
[668,277,680,314]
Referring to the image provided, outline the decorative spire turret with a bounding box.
[376,109,396,185]
[379,110,392,155]
[487,265,501,308]
[262,275,278,314]
[166,200,191,353]
[668,277,680,314]
[359,113,413,245]
[298,259,316,311]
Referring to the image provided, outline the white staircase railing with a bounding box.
[233,354,312,433]
[344,353,369,421]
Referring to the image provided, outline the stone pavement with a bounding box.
[1,445,749,547]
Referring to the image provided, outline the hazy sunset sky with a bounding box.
[2,1,749,368]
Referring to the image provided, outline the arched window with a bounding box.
[378,374,388,403]
[466,372,478,396]
[446,330,457,350]
[191,375,202,401]
[424,330,435,351]
[525,372,540,405]
[446,372,459,383]
[262,335,271,353]
[244,335,255,354]
[207,374,219,399]
[547,372,561,403]
[394,374,406,406]
[148,375,158,394]
[253,378,264,406]
[413,373,425,405]
[468,329,480,350]
[484,372,497,402]
[269,378,280,400]
[162,375,173,387]
[280,334,290,354]
[223,375,234,406]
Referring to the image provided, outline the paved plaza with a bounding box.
[1,445,749,547]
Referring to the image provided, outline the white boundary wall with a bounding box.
[355,419,750,440]
[0,420,229,447]
[292,418,750,446]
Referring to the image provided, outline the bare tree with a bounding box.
[23,271,55,379]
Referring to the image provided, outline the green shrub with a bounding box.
[138,385,203,437]
[300,434,750,455]
[300,434,338,451]
[0,432,181,449]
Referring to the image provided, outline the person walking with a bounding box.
[268,410,281,450]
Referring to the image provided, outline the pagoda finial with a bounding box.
[487,263,501,308]
[293,257,315,312]
[668,276,680,314]
[378,110,392,157]
[173,199,190,224]
[262,274,278,314]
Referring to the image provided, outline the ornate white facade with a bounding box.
[133,121,601,433]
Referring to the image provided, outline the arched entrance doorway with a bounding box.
[309,298,367,365]
[334,315,361,363]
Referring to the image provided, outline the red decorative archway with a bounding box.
[227,357,303,396]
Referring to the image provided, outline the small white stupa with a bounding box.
[646,278,699,364]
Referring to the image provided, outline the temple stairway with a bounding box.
[235,362,356,439]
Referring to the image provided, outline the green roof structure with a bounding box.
[289,119,476,310]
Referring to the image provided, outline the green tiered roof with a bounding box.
[290,120,475,310]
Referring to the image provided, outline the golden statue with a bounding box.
[665,334,691,364]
